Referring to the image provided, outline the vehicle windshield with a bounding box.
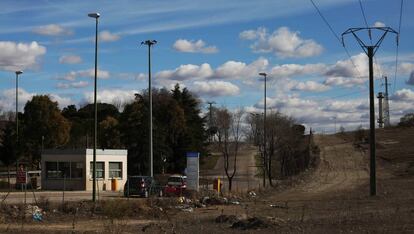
[168,177,184,183]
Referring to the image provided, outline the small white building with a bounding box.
[41,149,127,191]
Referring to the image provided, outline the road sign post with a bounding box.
[186,152,199,191]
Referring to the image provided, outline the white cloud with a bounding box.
[83,89,137,105]
[59,55,82,64]
[391,88,414,102]
[399,62,414,75]
[49,94,73,109]
[215,57,269,80]
[323,77,366,87]
[0,41,46,71]
[373,21,386,27]
[155,57,269,82]
[248,87,414,133]
[173,39,218,53]
[32,24,72,36]
[239,29,259,40]
[0,88,33,112]
[56,81,89,89]
[325,53,367,78]
[252,95,372,133]
[59,68,110,81]
[156,63,213,81]
[292,81,330,92]
[322,53,384,88]
[240,27,323,58]
[192,81,240,97]
[0,88,73,111]
[270,63,326,78]
[99,30,120,42]
[322,99,367,113]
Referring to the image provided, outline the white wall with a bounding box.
[85,149,127,191]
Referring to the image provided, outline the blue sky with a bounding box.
[0,0,413,132]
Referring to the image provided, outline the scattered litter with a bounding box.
[178,196,192,204]
[248,191,257,198]
[32,210,43,221]
[200,196,226,205]
[175,204,193,212]
[231,217,268,230]
[181,207,193,212]
[194,202,206,208]
[229,201,240,205]
[270,202,288,209]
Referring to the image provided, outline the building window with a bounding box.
[45,161,83,179]
[46,162,60,178]
[71,162,83,178]
[109,162,122,178]
[59,162,71,178]
[90,162,104,179]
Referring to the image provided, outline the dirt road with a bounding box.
[200,144,261,191]
[272,134,370,200]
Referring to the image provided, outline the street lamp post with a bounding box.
[259,72,267,187]
[88,12,100,202]
[141,40,157,178]
[15,71,23,143]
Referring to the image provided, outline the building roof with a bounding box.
[43,148,127,155]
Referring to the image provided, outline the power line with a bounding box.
[358,0,369,29]
[357,0,384,79]
[309,0,341,43]
[309,0,364,80]
[393,0,404,94]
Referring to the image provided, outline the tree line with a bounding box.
[1,83,316,188]
[0,84,207,175]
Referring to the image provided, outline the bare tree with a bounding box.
[247,111,306,185]
[215,107,244,191]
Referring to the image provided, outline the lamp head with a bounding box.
[15,71,23,75]
[259,72,267,77]
[88,12,100,18]
[141,40,157,46]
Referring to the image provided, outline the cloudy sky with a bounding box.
[0,0,413,132]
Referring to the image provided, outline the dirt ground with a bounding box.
[1,128,414,233]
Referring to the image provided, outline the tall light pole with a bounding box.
[259,72,267,187]
[141,40,157,178]
[15,71,23,143]
[88,12,100,202]
[207,101,216,143]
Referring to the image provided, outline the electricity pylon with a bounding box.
[342,27,398,196]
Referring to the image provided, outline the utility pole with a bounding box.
[207,101,215,143]
[342,27,398,196]
[382,76,391,127]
